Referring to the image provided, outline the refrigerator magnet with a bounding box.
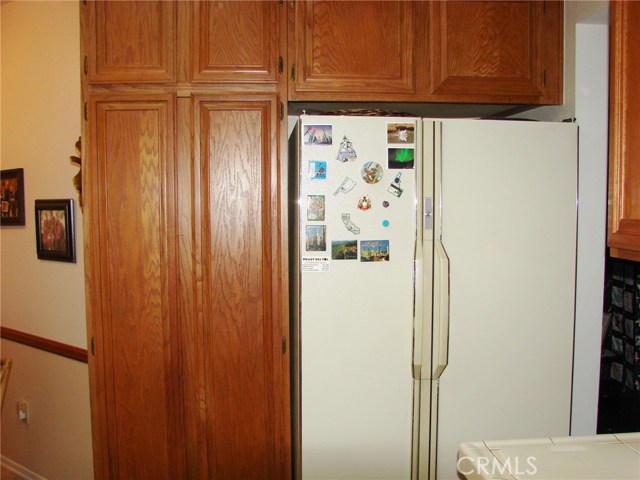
[334,177,356,196]
[341,213,360,234]
[361,161,383,184]
[308,161,327,180]
[307,195,326,221]
[360,240,390,262]
[305,225,327,251]
[387,122,416,144]
[387,172,403,197]
[303,125,332,145]
[331,240,358,260]
[336,135,357,162]
[388,148,414,169]
[357,195,372,211]
[301,256,330,273]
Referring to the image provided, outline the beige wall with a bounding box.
[1,1,93,478]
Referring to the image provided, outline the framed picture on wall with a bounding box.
[1,168,26,226]
[34,199,75,263]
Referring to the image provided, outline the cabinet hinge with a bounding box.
[90,336,95,356]
[280,101,284,121]
[281,336,287,354]
[83,56,88,75]
[84,102,88,121]
[278,56,284,76]
[290,63,295,81]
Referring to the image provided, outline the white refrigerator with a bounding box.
[291,116,577,480]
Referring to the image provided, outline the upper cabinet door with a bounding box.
[288,0,428,101]
[428,0,562,103]
[85,1,176,84]
[191,1,280,84]
[608,1,640,262]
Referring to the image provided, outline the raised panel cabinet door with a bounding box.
[186,95,291,479]
[429,0,562,104]
[289,0,426,101]
[85,94,185,479]
[191,1,280,83]
[84,1,176,84]
[609,1,640,261]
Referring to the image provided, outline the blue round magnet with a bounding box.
[382,220,390,227]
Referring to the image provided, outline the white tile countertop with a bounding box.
[457,433,640,480]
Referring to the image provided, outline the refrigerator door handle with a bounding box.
[432,240,450,379]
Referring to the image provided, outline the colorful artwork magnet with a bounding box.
[331,240,358,260]
[360,240,390,262]
[304,125,333,145]
[307,195,326,221]
[336,135,357,162]
[357,195,372,211]
[308,161,327,180]
[388,148,415,169]
[361,161,383,184]
[387,122,416,144]
[305,225,327,251]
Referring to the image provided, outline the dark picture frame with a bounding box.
[1,168,26,226]
[34,199,75,263]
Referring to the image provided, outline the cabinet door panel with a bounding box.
[86,1,176,83]
[429,0,562,103]
[192,1,279,83]
[290,0,422,99]
[87,95,184,479]
[191,96,290,479]
[609,1,640,261]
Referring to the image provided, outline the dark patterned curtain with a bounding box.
[599,256,640,433]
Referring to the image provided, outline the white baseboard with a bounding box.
[0,456,48,480]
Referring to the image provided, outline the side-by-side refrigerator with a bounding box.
[291,115,577,480]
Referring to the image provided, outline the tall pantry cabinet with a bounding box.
[80,2,291,479]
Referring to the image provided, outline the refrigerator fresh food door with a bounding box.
[435,119,577,480]
[298,115,420,479]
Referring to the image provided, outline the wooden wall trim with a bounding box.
[0,327,88,364]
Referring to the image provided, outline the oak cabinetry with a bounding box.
[608,1,640,261]
[82,1,290,479]
[288,0,429,101]
[428,0,562,104]
[288,0,563,104]
[84,1,281,85]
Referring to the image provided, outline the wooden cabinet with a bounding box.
[84,1,177,83]
[428,0,562,104]
[191,2,281,83]
[608,1,640,261]
[288,0,429,101]
[81,2,291,479]
[85,94,185,479]
[288,0,563,104]
[84,1,281,85]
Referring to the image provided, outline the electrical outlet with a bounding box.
[16,400,30,424]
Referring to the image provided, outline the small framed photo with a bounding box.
[34,199,75,263]
[1,168,26,226]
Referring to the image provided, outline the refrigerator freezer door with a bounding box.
[298,115,420,479]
